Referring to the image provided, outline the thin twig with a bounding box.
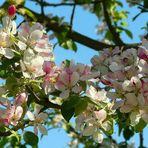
[40,0,45,16]
[70,1,76,32]
[139,132,144,148]
[26,85,61,110]
[102,1,124,45]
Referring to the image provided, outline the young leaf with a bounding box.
[23,131,38,146]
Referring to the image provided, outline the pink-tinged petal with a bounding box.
[59,71,69,86]
[37,113,48,122]
[26,111,35,121]
[15,92,28,105]
[0,97,10,106]
[20,22,30,33]
[131,76,142,89]
[120,104,133,113]
[34,125,38,135]
[141,113,148,123]
[30,30,43,41]
[70,72,79,86]
[82,124,96,136]
[93,109,107,122]
[60,90,70,98]
[137,93,145,106]
[43,61,54,74]
[15,106,23,120]
[34,104,42,115]
[72,85,82,93]
[125,93,138,106]
[38,124,48,135]
[111,100,124,110]
[55,82,66,91]
[138,48,148,60]
[122,80,134,92]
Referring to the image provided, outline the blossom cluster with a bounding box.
[91,39,148,126]
[0,9,147,145]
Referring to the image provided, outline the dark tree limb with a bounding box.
[20,7,139,51]
[29,0,101,7]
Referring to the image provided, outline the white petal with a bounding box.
[70,72,79,86]
[38,124,48,135]
[120,104,133,113]
[137,93,145,106]
[15,106,23,120]
[93,131,104,143]
[141,113,148,123]
[130,112,140,126]
[2,48,14,59]
[101,121,111,131]
[26,111,35,121]
[60,90,70,98]
[93,109,107,122]
[37,113,48,122]
[125,93,138,106]
[17,41,27,50]
[109,62,123,72]
[34,104,42,115]
[30,30,43,41]
[82,125,96,136]
[34,125,38,135]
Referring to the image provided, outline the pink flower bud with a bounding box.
[43,61,54,74]
[138,48,148,60]
[15,92,28,105]
[8,5,16,16]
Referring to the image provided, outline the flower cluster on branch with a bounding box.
[0,5,147,147]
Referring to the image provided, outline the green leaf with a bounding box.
[75,100,88,116]
[61,96,81,122]
[134,119,147,132]
[61,101,75,122]
[123,127,134,141]
[67,40,77,52]
[124,29,133,39]
[120,21,128,27]
[23,131,38,146]
[18,8,36,21]
[61,40,77,52]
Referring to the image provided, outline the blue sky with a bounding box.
[0,0,148,147]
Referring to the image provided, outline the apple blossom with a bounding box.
[26,104,48,135]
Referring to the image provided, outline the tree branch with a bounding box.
[30,0,101,7]
[20,7,139,51]
[102,1,124,45]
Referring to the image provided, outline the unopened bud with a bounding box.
[8,5,16,16]
[15,92,28,105]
